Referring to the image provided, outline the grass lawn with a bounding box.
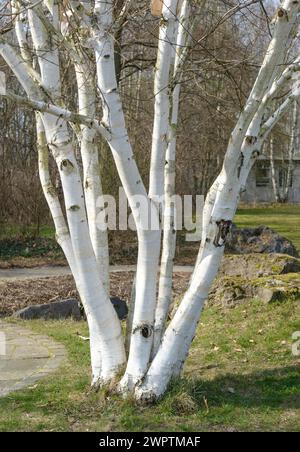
[0,299,299,432]
[235,204,300,252]
[0,225,55,240]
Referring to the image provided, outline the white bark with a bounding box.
[12,1,32,63]
[137,241,224,401]
[74,61,110,294]
[92,0,161,390]
[136,0,300,400]
[0,15,121,384]
[1,90,111,139]
[2,0,300,402]
[125,274,136,355]
[149,0,179,200]
[44,111,125,383]
[270,136,281,203]
[0,40,40,99]
[36,114,78,276]
[153,0,191,357]
[285,100,299,200]
[27,5,125,384]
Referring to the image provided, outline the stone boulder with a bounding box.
[13,297,129,321]
[171,253,300,314]
[226,225,298,257]
[111,297,128,320]
[220,253,300,279]
[13,298,81,321]
[79,297,128,321]
[209,273,300,306]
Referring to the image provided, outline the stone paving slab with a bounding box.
[0,320,67,397]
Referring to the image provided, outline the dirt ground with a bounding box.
[0,272,190,317]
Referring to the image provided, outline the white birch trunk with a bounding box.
[2,0,300,402]
[12,3,76,274]
[36,115,78,276]
[44,112,125,383]
[75,63,110,294]
[285,100,299,200]
[27,6,125,384]
[92,1,161,390]
[270,137,281,202]
[136,0,300,400]
[0,33,124,382]
[12,1,32,63]
[153,0,191,357]
[149,0,179,200]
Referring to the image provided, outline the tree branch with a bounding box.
[1,90,112,141]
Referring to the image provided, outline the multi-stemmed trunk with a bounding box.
[1,0,300,402]
[28,5,125,384]
[137,0,300,400]
[93,0,161,391]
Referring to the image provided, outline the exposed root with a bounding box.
[90,377,103,393]
[134,385,159,405]
[118,372,140,397]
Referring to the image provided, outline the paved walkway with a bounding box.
[0,264,193,397]
[0,320,67,397]
[0,264,194,282]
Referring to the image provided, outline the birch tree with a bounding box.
[284,99,300,200]
[270,99,300,203]
[1,0,300,402]
[270,136,282,202]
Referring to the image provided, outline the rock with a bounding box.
[209,273,300,306]
[255,287,277,304]
[13,297,128,322]
[13,298,81,321]
[79,297,128,321]
[110,297,128,320]
[220,253,300,279]
[209,276,250,307]
[226,225,298,257]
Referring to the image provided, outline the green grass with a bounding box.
[0,224,60,261]
[235,204,300,252]
[0,225,55,240]
[0,299,299,432]
[0,236,63,260]
[1,204,300,262]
